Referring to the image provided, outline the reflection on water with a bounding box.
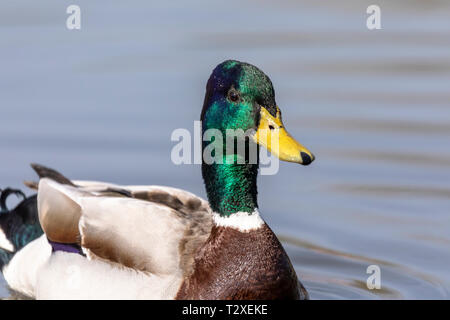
[1,0,450,299]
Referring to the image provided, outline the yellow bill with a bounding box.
[252,107,315,165]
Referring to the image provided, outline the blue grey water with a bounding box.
[1,0,450,299]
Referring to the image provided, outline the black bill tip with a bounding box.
[300,152,315,166]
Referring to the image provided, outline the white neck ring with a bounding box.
[212,209,265,232]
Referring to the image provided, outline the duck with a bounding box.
[2,60,315,300]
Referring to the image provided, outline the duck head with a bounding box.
[201,60,314,165]
[200,60,314,217]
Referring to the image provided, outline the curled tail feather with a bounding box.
[0,189,42,270]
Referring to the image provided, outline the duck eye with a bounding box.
[227,89,240,103]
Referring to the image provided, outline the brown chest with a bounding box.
[175,224,303,300]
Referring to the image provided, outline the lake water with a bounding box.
[1,0,450,299]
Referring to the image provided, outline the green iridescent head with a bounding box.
[200,60,315,216]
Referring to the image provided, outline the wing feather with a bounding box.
[37,178,212,276]
[79,196,188,275]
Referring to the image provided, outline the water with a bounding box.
[1,0,450,299]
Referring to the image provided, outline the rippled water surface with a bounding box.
[1,0,450,299]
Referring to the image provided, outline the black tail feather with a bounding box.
[0,188,26,213]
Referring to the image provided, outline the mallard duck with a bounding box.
[2,60,315,299]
